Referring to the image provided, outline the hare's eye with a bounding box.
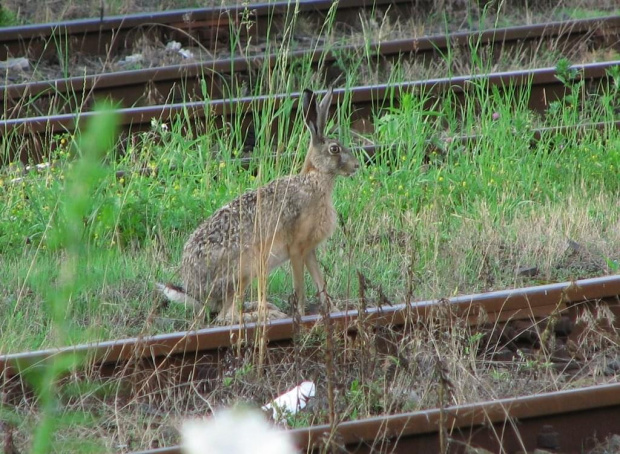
[329,144,340,155]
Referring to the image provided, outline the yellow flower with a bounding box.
[438,176,444,182]
[219,161,226,169]
[462,181,467,187]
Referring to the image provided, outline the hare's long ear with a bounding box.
[302,89,321,145]
[317,86,333,135]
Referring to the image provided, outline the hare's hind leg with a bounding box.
[216,298,288,324]
[214,271,284,324]
[240,301,288,321]
[213,272,248,324]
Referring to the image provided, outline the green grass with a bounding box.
[558,7,620,19]
[1,61,619,353]
[0,6,18,26]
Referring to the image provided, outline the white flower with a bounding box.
[182,408,296,454]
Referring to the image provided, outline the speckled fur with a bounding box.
[169,88,359,321]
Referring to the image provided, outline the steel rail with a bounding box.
[3,15,618,116]
[131,382,620,453]
[0,0,405,61]
[1,60,617,149]
[1,274,619,379]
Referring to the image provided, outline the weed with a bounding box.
[2,104,119,453]
[0,6,18,26]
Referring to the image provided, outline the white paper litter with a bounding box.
[262,381,316,421]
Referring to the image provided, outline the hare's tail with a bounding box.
[156,282,201,308]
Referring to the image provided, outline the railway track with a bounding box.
[2,60,618,164]
[3,15,618,118]
[0,0,411,62]
[132,382,620,453]
[1,275,619,452]
[2,274,619,381]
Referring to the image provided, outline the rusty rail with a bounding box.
[1,60,618,164]
[130,382,620,453]
[2,61,615,133]
[0,0,406,61]
[3,15,618,117]
[2,276,619,452]
[2,274,619,379]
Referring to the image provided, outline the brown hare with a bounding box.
[158,88,360,323]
